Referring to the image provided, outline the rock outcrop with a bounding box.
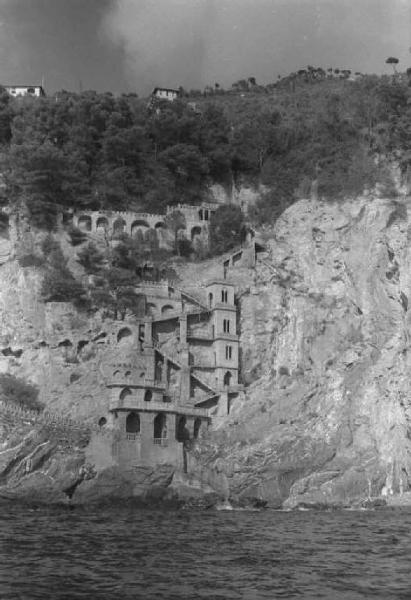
[2,195,411,508]
[199,195,411,507]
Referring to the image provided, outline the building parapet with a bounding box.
[106,379,166,390]
[166,203,217,214]
[109,398,209,417]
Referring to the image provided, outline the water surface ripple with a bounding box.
[1,506,411,599]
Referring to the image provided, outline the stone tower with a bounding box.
[205,279,239,388]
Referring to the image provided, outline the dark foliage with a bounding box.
[209,205,245,255]
[0,374,43,411]
[0,72,409,233]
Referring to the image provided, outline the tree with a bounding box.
[386,56,399,73]
[77,242,105,274]
[209,205,245,255]
[164,210,186,255]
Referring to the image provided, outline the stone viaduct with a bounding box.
[72,203,217,242]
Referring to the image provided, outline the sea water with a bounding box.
[1,504,410,599]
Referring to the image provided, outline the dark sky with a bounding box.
[0,0,410,96]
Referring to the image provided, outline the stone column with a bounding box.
[186,416,195,438]
[217,391,229,416]
[179,315,187,345]
[179,367,191,405]
[162,359,168,385]
[144,320,153,347]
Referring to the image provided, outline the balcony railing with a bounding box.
[153,437,168,446]
[187,329,213,340]
[126,433,141,441]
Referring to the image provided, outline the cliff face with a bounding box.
[2,195,411,508]
[201,195,411,507]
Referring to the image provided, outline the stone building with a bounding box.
[151,87,180,102]
[89,277,243,470]
[71,202,217,247]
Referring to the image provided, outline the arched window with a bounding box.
[225,345,232,360]
[126,412,140,433]
[221,289,228,303]
[144,390,152,402]
[98,417,107,428]
[125,371,131,378]
[161,304,174,315]
[147,303,157,316]
[194,418,202,439]
[117,327,132,343]
[198,209,203,220]
[223,319,230,333]
[223,371,232,387]
[208,292,213,308]
[119,387,132,403]
[78,215,92,232]
[154,413,167,439]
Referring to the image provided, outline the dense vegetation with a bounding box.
[1,69,411,312]
[0,70,410,233]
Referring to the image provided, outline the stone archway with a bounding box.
[154,413,167,440]
[191,226,202,240]
[176,415,189,442]
[78,215,92,231]
[126,412,140,433]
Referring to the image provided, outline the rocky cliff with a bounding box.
[198,194,411,508]
[2,195,411,508]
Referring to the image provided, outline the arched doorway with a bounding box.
[154,413,167,440]
[131,219,149,237]
[96,217,108,232]
[191,226,202,240]
[113,218,126,236]
[126,412,140,437]
[223,371,232,387]
[176,415,189,442]
[194,418,202,439]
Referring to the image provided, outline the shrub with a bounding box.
[386,201,407,228]
[209,204,245,255]
[40,233,61,257]
[0,374,43,411]
[67,226,88,246]
[77,242,105,274]
[41,267,87,305]
[17,253,45,268]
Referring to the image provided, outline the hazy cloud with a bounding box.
[0,0,410,94]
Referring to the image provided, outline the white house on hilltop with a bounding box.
[4,85,46,98]
[151,87,180,102]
